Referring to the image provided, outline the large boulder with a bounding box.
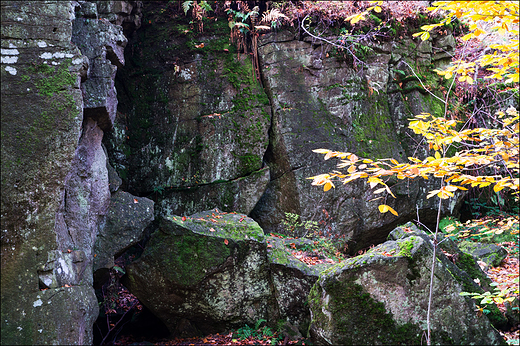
[252,29,462,253]
[267,235,336,336]
[457,241,508,268]
[308,223,504,345]
[123,209,276,336]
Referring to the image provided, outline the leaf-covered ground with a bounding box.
[493,251,520,345]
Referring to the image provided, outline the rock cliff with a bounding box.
[1,1,151,344]
[2,1,490,345]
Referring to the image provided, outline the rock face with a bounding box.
[104,3,464,256]
[1,1,147,344]
[308,223,504,345]
[105,2,271,220]
[1,1,93,344]
[251,30,461,252]
[1,1,493,344]
[124,210,276,336]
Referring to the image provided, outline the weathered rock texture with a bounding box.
[1,1,93,344]
[1,1,147,344]
[2,1,494,344]
[308,223,504,345]
[124,210,276,336]
[124,209,339,338]
[106,2,463,255]
[105,2,271,220]
[251,30,462,253]
[267,236,335,335]
[458,241,508,267]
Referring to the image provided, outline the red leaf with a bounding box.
[224,239,229,245]
[182,216,187,221]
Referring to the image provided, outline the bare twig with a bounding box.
[100,301,139,345]
[300,15,368,67]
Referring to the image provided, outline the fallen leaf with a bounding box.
[224,239,229,245]
[209,228,215,232]
[182,216,187,221]
[133,198,138,203]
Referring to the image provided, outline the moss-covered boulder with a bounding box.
[123,209,276,336]
[267,235,336,336]
[308,223,504,345]
[457,241,508,267]
[389,223,508,329]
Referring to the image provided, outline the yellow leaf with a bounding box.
[374,187,386,194]
[374,6,382,13]
[378,204,398,216]
[390,159,399,165]
[350,14,365,25]
[387,205,398,216]
[348,165,357,173]
[435,151,441,160]
[445,185,458,192]
[324,151,335,160]
[427,190,440,199]
[312,149,330,154]
[493,184,505,193]
[324,182,334,191]
[368,176,382,188]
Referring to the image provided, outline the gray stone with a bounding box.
[157,167,270,218]
[309,225,505,345]
[94,190,154,271]
[458,241,508,267]
[1,1,97,344]
[124,210,276,336]
[436,34,456,49]
[72,11,128,131]
[252,30,459,253]
[267,236,335,334]
[389,223,508,329]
